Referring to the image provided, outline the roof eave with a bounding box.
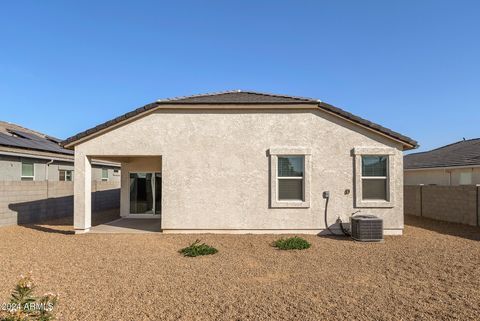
[405,164,480,171]
[61,102,321,148]
[317,102,418,150]
[62,96,418,150]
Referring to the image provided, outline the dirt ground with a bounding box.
[0,215,479,321]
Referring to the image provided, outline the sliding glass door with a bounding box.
[129,172,161,215]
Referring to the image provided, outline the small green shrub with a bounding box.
[0,273,58,321]
[273,236,311,250]
[179,239,218,257]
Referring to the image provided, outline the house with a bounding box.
[0,121,122,227]
[0,121,120,182]
[404,138,480,186]
[62,90,417,234]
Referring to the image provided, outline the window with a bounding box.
[459,172,472,185]
[278,156,304,200]
[21,161,34,181]
[59,170,73,181]
[269,148,311,208]
[101,168,109,181]
[353,147,395,208]
[361,156,388,200]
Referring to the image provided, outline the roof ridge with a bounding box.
[62,91,418,149]
[234,90,319,102]
[425,138,480,153]
[0,120,47,138]
[157,90,241,102]
[156,89,318,103]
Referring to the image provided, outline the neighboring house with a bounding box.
[0,121,120,182]
[62,90,417,235]
[404,138,480,186]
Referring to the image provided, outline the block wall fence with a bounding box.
[0,181,120,227]
[404,185,480,226]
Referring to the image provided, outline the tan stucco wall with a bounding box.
[404,167,480,186]
[74,107,405,233]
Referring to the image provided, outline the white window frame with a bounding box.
[21,160,35,181]
[101,168,109,181]
[459,172,472,185]
[361,156,389,200]
[59,169,73,181]
[269,147,311,208]
[353,147,395,208]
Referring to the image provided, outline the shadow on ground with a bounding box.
[20,209,121,235]
[90,218,161,233]
[405,214,480,241]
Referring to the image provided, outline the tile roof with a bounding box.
[404,138,480,169]
[0,121,73,156]
[62,90,418,149]
[158,90,318,104]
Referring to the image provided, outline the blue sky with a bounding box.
[0,1,478,152]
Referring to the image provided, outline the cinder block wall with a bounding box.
[404,185,421,216]
[0,181,49,226]
[0,181,120,227]
[404,185,479,226]
[92,181,121,212]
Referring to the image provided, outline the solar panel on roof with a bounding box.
[0,133,19,145]
[0,132,73,155]
[6,129,44,141]
[45,135,62,143]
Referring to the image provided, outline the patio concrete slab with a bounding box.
[90,218,161,233]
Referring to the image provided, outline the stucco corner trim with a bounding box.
[269,147,311,208]
[354,146,396,208]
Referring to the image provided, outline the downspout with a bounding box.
[45,159,54,180]
[45,159,54,199]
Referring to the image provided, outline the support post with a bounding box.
[74,152,92,233]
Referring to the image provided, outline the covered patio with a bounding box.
[90,218,161,233]
[74,155,162,234]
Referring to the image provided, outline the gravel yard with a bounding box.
[0,215,479,321]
